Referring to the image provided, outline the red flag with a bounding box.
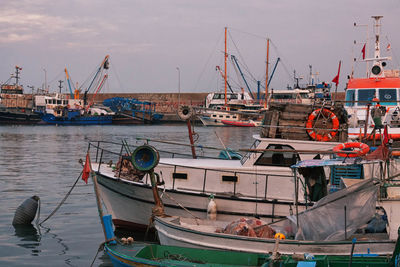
[361,43,366,59]
[332,61,341,86]
[82,153,91,184]
[387,43,391,51]
[383,125,389,145]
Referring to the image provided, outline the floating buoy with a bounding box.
[274,232,286,240]
[127,237,134,243]
[13,196,40,225]
[207,195,217,220]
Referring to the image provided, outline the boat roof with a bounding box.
[253,134,341,146]
[270,89,310,94]
[347,77,400,89]
[160,158,242,169]
[291,158,382,169]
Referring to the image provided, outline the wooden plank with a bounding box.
[268,110,280,138]
[281,132,310,140]
[279,127,308,134]
[280,112,308,121]
[279,120,306,127]
[284,104,313,113]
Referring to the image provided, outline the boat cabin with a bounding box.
[345,78,400,108]
[206,92,253,109]
[268,89,311,105]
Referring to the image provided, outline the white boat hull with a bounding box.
[95,169,307,230]
[91,135,340,230]
[154,216,396,256]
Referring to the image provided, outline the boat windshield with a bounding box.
[378,88,397,106]
[357,89,376,106]
[240,139,260,165]
[254,144,299,167]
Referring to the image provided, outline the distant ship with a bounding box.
[36,55,115,126]
[103,97,163,124]
[0,66,41,124]
[36,94,114,125]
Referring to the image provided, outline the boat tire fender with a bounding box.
[178,105,193,121]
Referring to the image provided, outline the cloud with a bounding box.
[0,7,116,46]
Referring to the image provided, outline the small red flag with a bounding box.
[383,125,389,145]
[387,43,391,51]
[332,61,341,86]
[82,153,91,184]
[361,44,366,59]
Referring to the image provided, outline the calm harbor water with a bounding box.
[0,124,258,266]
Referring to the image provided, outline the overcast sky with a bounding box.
[1,0,399,95]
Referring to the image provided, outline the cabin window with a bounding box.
[272,94,294,100]
[173,173,187,179]
[254,144,299,167]
[379,89,397,106]
[212,115,217,118]
[300,93,309,99]
[226,116,230,118]
[219,115,223,118]
[233,116,237,119]
[357,89,376,106]
[345,89,355,107]
[227,94,238,100]
[222,175,238,182]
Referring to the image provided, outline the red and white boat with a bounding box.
[345,16,400,140]
[221,119,261,127]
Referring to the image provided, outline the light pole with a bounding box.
[42,68,47,92]
[176,67,181,106]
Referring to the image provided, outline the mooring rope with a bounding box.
[38,171,83,226]
[90,237,117,267]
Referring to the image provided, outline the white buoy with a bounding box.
[207,194,217,220]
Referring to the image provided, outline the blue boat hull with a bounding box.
[40,113,113,125]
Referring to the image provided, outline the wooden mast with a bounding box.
[264,38,270,109]
[224,27,228,108]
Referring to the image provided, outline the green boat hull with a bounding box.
[105,242,397,267]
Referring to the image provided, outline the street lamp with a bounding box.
[42,68,47,92]
[176,67,181,106]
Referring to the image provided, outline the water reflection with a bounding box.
[13,224,41,255]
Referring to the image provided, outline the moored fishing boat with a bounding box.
[221,119,261,127]
[94,146,400,267]
[90,131,347,231]
[104,241,271,267]
[37,93,114,125]
[103,97,163,124]
[154,155,400,256]
[345,16,400,140]
[36,56,115,125]
[0,66,41,124]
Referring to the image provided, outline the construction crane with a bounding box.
[84,55,110,110]
[64,68,75,98]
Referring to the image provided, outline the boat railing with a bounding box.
[88,139,239,165]
[87,140,300,203]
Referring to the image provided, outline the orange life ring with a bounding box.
[306,108,340,142]
[333,142,370,158]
